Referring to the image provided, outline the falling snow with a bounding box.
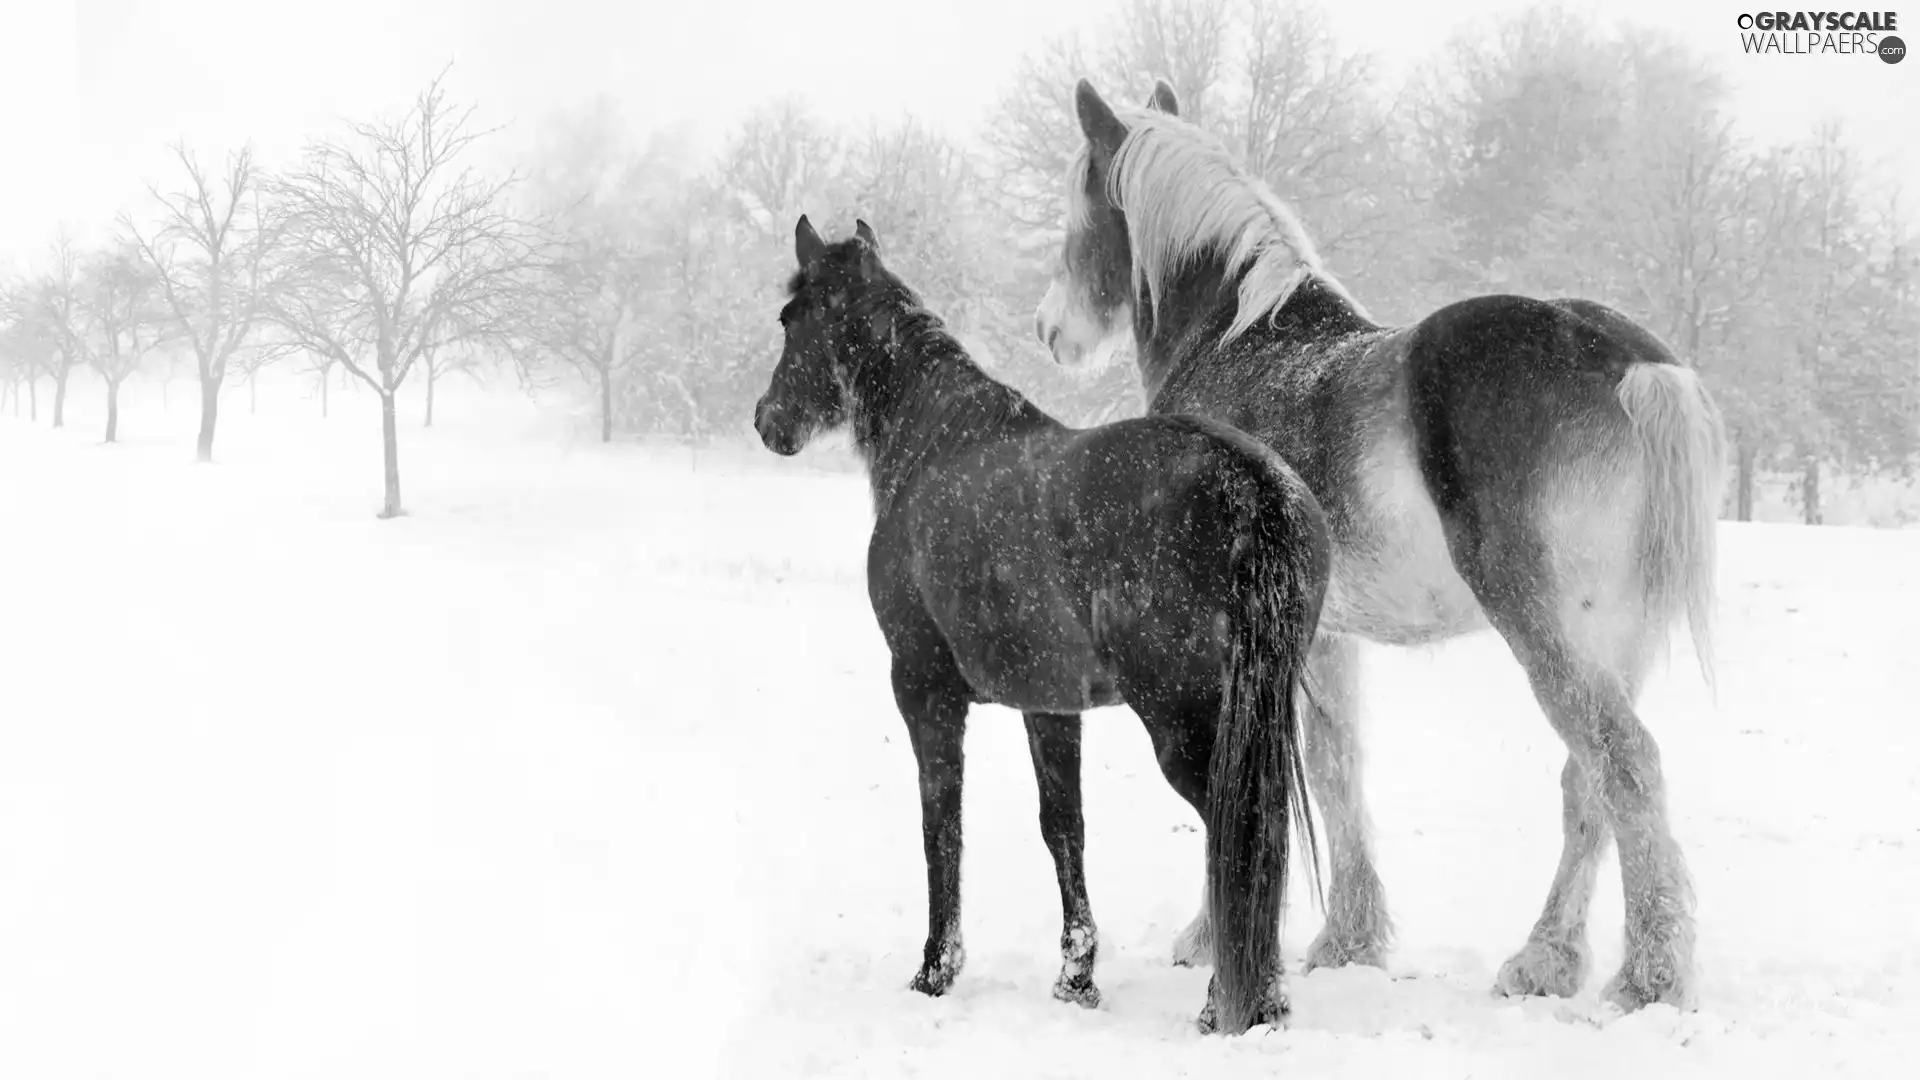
[0,380,1916,1078]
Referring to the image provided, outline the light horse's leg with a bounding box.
[1411,308,1717,1010]
[1473,457,1699,1009]
[893,654,973,997]
[1299,631,1392,969]
[1022,711,1100,1006]
[1493,755,1613,999]
[1172,632,1393,971]
[1485,590,1683,1009]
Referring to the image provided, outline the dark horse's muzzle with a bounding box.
[754,398,804,456]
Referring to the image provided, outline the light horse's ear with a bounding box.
[795,214,827,267]
[1074,78,1128,161]
[1145,78,1179,116]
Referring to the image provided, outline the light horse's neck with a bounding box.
[1096,113,1380,406]
[1134,260,1379,408]
[839,283,1053,510]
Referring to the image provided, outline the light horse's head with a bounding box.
[1034,78,1341,379]
[1031,79,1172,370]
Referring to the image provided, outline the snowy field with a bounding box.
[2,379,1916,1080]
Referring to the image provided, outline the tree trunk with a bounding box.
[28,377,37,421]
[52,366,69,428]
[599,365,613,444]
[249,371,258,415]
[161,377,169,413]
[321,372,330,418]
[378,391,404,519]
[1734,442,1756,522]
[1800,455,1822,525]
[425,366,436,428]
[196,372,221,463]
[105,378,121,443]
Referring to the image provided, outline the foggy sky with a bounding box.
[3,0,1916,268]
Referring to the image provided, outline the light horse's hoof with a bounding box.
[1304,928,1389,972]
[1601,964,1696,1013]
[1171,910,1212,968]
[1493,938,1589,999]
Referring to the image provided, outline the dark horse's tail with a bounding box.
[1206,458,1327,1035]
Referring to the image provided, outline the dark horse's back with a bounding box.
[872,412,1327,717]
[869,409,1328,1032]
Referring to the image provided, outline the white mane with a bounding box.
[1066,109,1364,341]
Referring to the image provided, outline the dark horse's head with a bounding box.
[752,216,886,456]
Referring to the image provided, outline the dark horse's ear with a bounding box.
[1075,78,1128,161]
[1145,78,1179,116]
[851,219,883,280]
[795,214,827,267]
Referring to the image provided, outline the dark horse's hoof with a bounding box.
[909,968,953,996]
[902,933,960,991]
[1052,974,1101,1009]
[1196,985,1289,1035]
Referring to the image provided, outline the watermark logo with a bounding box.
[1736,11,1904,57]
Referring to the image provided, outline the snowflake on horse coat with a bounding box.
[753,215,1330,1035]
[1035,78,1728,1013]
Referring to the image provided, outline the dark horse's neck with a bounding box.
[1135,258,1380,407]
[841,279,1053,510]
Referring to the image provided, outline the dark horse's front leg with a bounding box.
[893,655,971,997]
[1023,711,1099,1008]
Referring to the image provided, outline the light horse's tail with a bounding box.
[1205,454,1328,1035]
[1615,362,1729,687]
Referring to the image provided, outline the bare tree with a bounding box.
[721,98,844,242]
[502,239,649,442]
[26,234,91,430]
[1107,0,1232,126]
[983,35,1133,234]
[0,283,50,419]
[146,342,193,414]
[80,244,164,442]
[503,102,695,441]
[227,342,287,416]
[1228,2,1407,264]
[420,340,489,427]
[124,144,281,462]
[268,71,534,517]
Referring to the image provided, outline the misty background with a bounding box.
[2,0,1917,524]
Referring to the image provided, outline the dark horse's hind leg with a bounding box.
[1023,711,1100,1007]
[1138,697,1289,1032]
[1171,634,1391,973]
[893,654,972,997]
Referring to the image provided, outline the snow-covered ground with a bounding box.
[1,381,1915,1079]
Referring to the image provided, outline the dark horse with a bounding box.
[753,216,1329,1035]
[1035,79,1728,1013]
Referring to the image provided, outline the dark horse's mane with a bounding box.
[790,246,1053,508]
